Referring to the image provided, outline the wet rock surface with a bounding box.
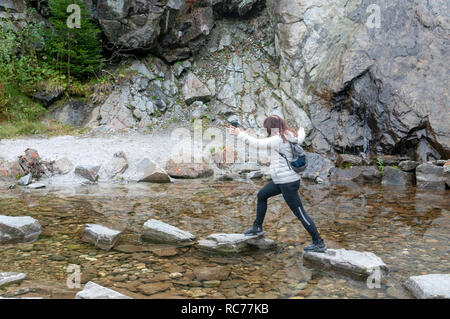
[404,274,450,299]
[137,159,171,183]
[0,215,42,244]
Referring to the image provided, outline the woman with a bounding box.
[229,115,326,253]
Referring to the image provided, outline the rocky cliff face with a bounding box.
[6,0,450,161]
[268,0,449,161]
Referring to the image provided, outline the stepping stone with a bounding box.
[303,248,388,280]
[83,224,122,251]
[75,281,132,299]
[0,272,26,288]
[25,183,45,189]
[404,274,450,299]
[197,233,275,254]
[141,219,196,244]
[0,215,42,244]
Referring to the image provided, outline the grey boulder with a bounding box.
[182,72,212,105]
[53,157,74,175]
[398,160,420,172]
[404,274,450,299]
[137,159,171,183]
[18,173,32,186]
[75,281,132,299]
[416,163,446,189]
[381,167,415,186]
[83,224,122,251]
[303,248,388,281]
[75,165,101,182]
[0,215,42,244]
[141,219,196,244]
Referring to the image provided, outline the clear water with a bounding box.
[1,180,448,299]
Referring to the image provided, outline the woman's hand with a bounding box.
[229,125,241,136]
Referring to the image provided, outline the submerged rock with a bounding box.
[0,215,42,244]
[193,266,231,281]
[197,233,275,254]
[0,272,26,288]
[416,163,446,189]
[404,274,450,299]
[382,167,415,186]
[303,249,388,281]
[141,219,196,244]
[75,281,132,299]
[75,165,101,182]
[83,224,122,251]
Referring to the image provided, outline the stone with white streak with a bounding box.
[0,272,27,288]
[0,215,42,244]
[303,249,388,280]
[404,274,450,299]
[141,219,196,244]
[75,281,132,299]
[83,224,122,251]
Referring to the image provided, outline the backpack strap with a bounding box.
[277,141,293,171]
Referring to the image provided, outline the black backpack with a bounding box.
[278,142,307,173]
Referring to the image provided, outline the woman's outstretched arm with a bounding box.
[236,130,280,149]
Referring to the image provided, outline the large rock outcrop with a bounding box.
[268,0,449,159]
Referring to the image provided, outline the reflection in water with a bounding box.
[0,180,448,299]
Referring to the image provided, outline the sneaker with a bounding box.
[243,224,264,236]
[304,239,327,253]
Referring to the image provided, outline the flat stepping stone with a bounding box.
[83,224,122,251]
[198,233,276,254]
[75,281,132,299]
[0,215,42,244]
[0,272,26,288]
[25,183,45,189]
[404,274,450,299]
[141,219,195,244]
[303,248,388,280]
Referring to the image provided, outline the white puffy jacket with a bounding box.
[238,128,306,184]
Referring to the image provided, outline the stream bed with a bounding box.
[0,180,448,299]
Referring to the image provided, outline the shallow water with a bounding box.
[0,180,449,299]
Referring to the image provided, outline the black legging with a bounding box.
[254,180,322,242]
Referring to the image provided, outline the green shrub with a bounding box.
[45,0,104,78]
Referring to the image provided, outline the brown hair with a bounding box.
[263,115,297,142]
